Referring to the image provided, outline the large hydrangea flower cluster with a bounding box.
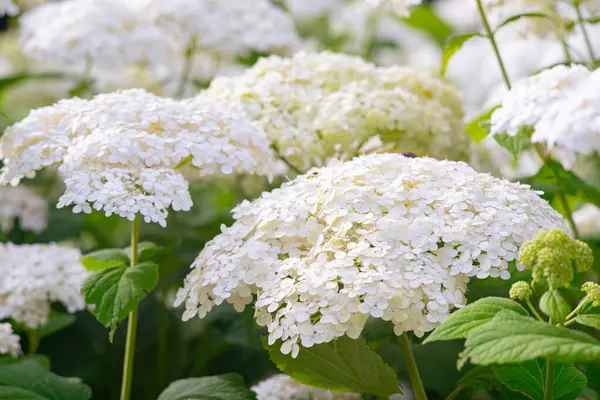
[0,323,21,358]
[0,89,276,226]
[491,64,600,169]
[0,243,88,328]
[175,154,566,357]
[196,51,467,174]
[0,186,47,233]
[251,374,361,400]
[0,0,18,16]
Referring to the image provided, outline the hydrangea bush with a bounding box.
[0,1,598,400]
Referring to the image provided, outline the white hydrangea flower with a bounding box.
[284,0,339,20]
[0,323,21,358]
[196,51,467,174]
[0,243,88,328]
[573,204,600,236]
[0,0,18,16]
[481,0,569,37]
[175,154,566,357]
[130,0,301,57]
[491,64,600,169]
[252,374,361,400]
[366,0,422,16]
[19,0,171,68]
[0,185,47,233]
[0,89,277,226]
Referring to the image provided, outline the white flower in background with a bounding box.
[0,186,47,233]
[0,89,277,226]
[481,0,568,37]
[0,323,21,357]
[434,0,480,33]
[175,154,565,357]
[196,51,466,174]
[574,204,600,236]
[491,64,600,169]
[0,0,18,16]
[19,0,170,69]
[252,374,361,400]
[284,0,339,20]
[366,0,422,16]
[130,0,301,57]
[0,243,87,328]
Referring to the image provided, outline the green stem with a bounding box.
[157,292,168,393]
[475,0,511,90]
[565,297,589,321]
[545,359,555,400]
[120,215,140,400]
[175,38,196,98]
[445,386,463,400]
[397,333,428,400]
[526,299,545,323]
[28,330,39,354]
[575,2,597,67]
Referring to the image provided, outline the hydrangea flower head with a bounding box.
[0,323,20,358]
[175,154,565,357]
[582,282,600,307]
[196,51,468,174]
[0,89,276,226]
[509,281,533,300]
[0,0,18,16]
[491,64,600,169]
[519,229,592,288]
[0,243,88,328]
[0,186,47,233]
[251,374,360,400]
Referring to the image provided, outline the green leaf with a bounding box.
[80,249,128,271]
[459,311,600,368]
[36,312,76,339]
[424,297,528,343]
[0,360,92,400]
[493,360,586,400]
[494,13,550,33]
[400,5,453,46]
[457,366,496,392]
[441,33,482,75]
[263,336,401,398]
[123,241,161,262]
[0,355,50,371]
[81,261,158,340]
[539,290,572,323]
[465,105,500,142]
[494,126,533,158]
[576,315,600,330]
[157,373,256,400]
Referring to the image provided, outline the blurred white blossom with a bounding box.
[0,0,18,16]
[175,154,565,357]
[252,374,361,400]
[0,185,47,233]
[196,51,466,174]
[0,323,20,357]
[574,204,600,236]
[0,243,87,328]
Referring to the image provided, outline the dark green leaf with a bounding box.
[494,13,550,33]
[123,241,161,262]
[263,336,401,398]
[36,312,76,339]
[424,297,528,343]
[0,360,92,400]
[81,261,158,340]
[493,360,586,400]
[157,373,256,400]
[494,126,533,158]
[0,355,50,371]
[577,315,600,330]
[441,33,482,75]
[459,311,600,368]
[465,105,500,142]
[80,249,128,272]
[539,290,572,323]
[458,366,496,392]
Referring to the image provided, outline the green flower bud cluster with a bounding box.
[509,281,533,301]
[519,229,593,289]
[582,282,600,307]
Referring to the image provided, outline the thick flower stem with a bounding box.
[545,359,555,400]
[120,215,140,400]
[28,330,39,354]
[476,0,511,90]
[397,333,428,400]
[175,38,197,98]
[575,2,597,67]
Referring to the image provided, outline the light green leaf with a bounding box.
[123,241,161,262]
[576,315,600,330]
[540,290,572,323]
[0,360,92,400]
[465,105,500,142]
[494,126,533,158]
[157,374,256,400]
[459,311,600,368]
[424,297,528,343]
[441,32,482,75]
[80,249,128,271]
[493,360,586,400]
[36,312,76,339]
[400,5,453,46]
[81,261,158,340]
[494,13,550,33]
[264,336,401,398]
